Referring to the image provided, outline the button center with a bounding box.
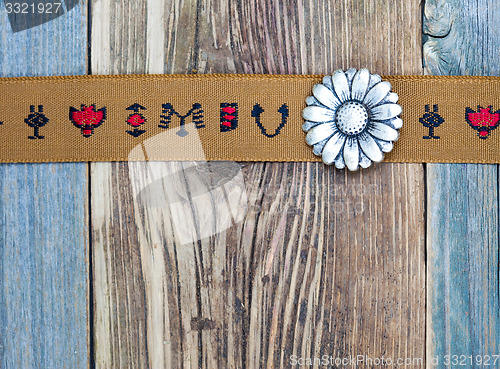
[335,102,369,135]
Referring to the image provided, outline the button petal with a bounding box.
[358,133,383,162]
[312,84,342,110]
[351,69,370,102]
[306,122,338,145]
[302,106,336,122]
[363,81,391,108]
[370,103,402,120]
[321,131,347,164]
[343,137,360,171]
[331,70,351,102]
[368,122,399,141]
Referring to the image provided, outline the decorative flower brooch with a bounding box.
[302,68,402,170]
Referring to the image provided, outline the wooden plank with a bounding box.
[91,0,425,368]
[424,0,500,366]
[0,4,89,369]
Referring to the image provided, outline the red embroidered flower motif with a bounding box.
[70,105,107,137]
[465,105,500,139]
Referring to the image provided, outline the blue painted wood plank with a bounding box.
[424,0,500,366]
[427,165,499,365]
[0,4,89,369]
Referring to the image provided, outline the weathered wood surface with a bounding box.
[0,4,89,369]
[424,0,500,366]
[91,0,425,368]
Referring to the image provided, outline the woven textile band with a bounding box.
[0,73,498,164]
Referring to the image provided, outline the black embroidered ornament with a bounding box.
[25,105,48,139]
[251,103,289,138]
[420,104,443,139]
[159,103,204,137]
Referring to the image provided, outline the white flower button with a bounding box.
[302,68,402,170]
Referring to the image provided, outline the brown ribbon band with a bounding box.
[0,73,498,164]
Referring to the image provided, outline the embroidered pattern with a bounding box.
[70,104,106,137]
[25,105,48,139]
[159,103,204,137]
[251,103,289,138]
[220,103,238,132]
[126,103,147,137]
[420,104,443,139]
[465,105,500,139]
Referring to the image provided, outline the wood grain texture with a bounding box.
[426,165,499,365]
[0,3,89,369]
[91,0,425,368]
[424,0,500,366]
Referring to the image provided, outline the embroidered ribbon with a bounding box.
[0,74,498,163]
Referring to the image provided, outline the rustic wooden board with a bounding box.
[424,0,500,366]
[0,4,89,369]
[90,0,425,368]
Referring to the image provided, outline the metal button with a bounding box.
[302,68,403,170]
